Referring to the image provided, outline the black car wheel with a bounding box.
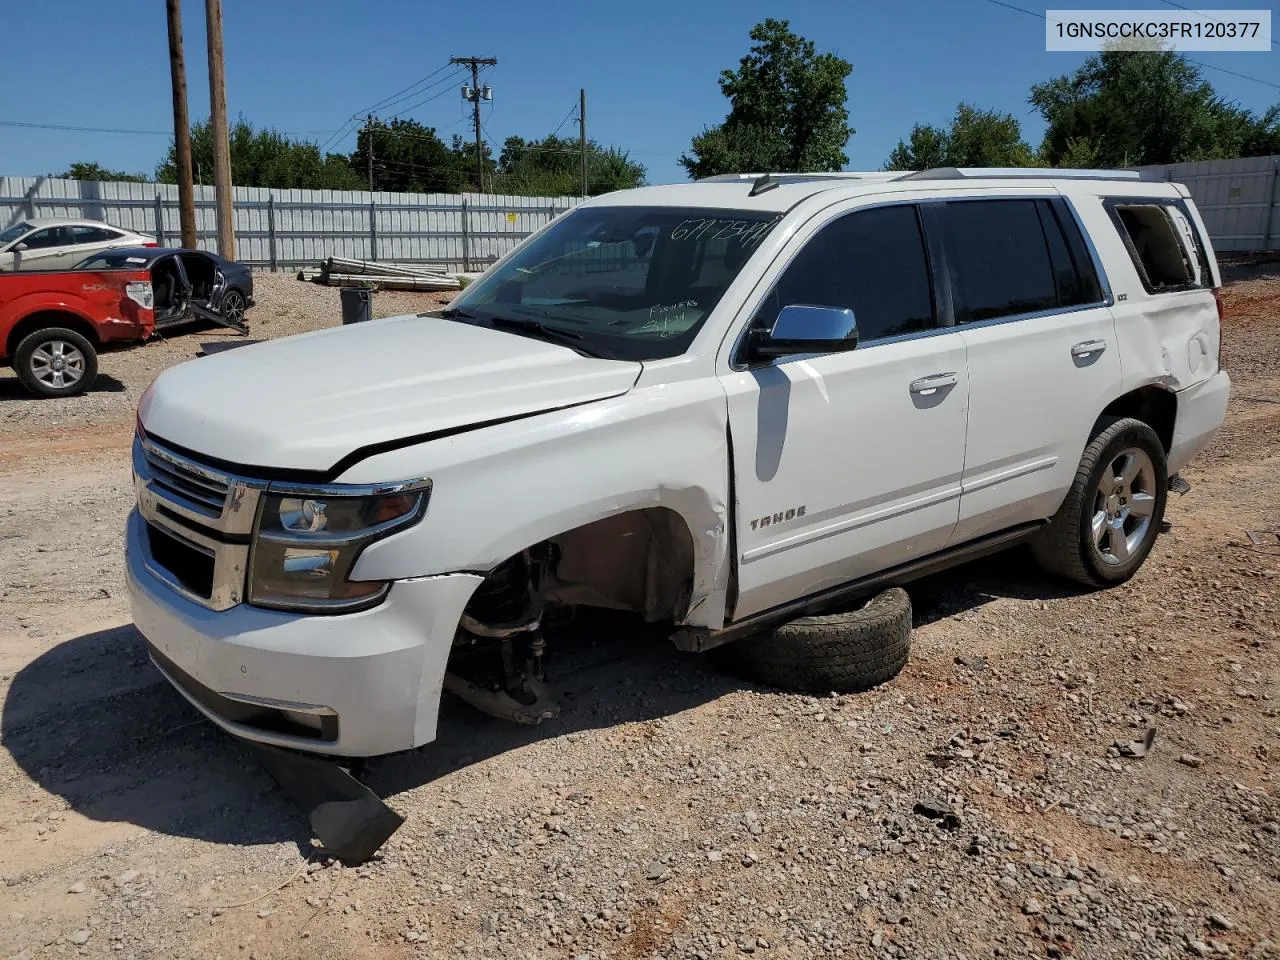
[221,289,247,326]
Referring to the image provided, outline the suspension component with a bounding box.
[445,552,560,725]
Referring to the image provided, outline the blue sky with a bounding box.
[1,0,1277,186]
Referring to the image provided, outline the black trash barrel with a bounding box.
[340,286,373,325]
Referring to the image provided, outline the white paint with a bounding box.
[130,170,1232,756]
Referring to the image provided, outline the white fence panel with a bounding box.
[1138,155,1280,252]
[0,175,583,270]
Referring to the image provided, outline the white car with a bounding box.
[0,217,156,271]
[126,167,1230,757]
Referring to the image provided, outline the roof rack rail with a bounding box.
[698,171,907,186]
[894,166,1143,182]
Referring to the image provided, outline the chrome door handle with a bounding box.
[909,373,958,395]
[1071,339,1107,358]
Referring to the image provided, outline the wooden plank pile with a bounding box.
[297,257,461,292]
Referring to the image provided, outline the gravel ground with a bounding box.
[0,268,1276,960]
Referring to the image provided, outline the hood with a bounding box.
[140,314,642,475]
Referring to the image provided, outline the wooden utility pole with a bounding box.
[451,56,496,193]
[165,0,196,248]
[366,115,374,191]
[579,88,588,198]
[205,0,235,259]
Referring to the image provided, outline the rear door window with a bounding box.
[70,226,118,244]
[933,199,1060,324]
[21,227,72,250]
[756,203,936,344]
[1106,200,1205,292]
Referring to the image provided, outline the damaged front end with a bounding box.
[444,549,562,725]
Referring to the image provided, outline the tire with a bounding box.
[1031,416,1168,587]
[221,289,247,326]
[720,587,912,694]
[13,327,98,398]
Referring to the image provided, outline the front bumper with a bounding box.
[126,508,481,757]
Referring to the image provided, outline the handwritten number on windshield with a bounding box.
[669,216,780,247]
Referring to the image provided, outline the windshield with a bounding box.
[0,222,32,247]
[450,206,782,361]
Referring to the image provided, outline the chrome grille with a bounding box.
[142,445,230,515]
[133,436,267,610]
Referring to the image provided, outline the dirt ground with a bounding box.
[0,271,1276,960]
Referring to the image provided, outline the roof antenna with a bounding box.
[748,173,778,197]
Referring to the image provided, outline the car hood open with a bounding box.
[139,314,642,475]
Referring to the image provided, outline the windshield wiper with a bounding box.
[487,316,614,358]
[438,308,613,359]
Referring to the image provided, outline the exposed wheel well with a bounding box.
[470,507,698,626]
[6,311,101,361]
[1099,386,1176,453]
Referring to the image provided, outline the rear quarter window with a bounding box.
[1105,199,1208,294]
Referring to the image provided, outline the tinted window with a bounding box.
[0,222,32,246]
[70,225,118,244]
[759,204,935,343]
[21,227,72,250]
[74,251,154,270]
[937,200,1058,323]
[1036,200,1085,307]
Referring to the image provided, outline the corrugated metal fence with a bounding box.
[1137,155,1280,253]
[8,158,1280,262]
[0,176,583,271]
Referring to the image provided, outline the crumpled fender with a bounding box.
[345,377,733,630]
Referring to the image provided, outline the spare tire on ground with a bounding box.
[719,587,913,693]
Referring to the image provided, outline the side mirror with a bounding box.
[748,304,859,363]
[14,243,29,252]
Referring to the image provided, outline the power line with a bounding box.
[978,0,1280,92]
[320,64,466,151]
[549,101,579,140]
[388,70,470,120]
[1,119,169,135]
[357,63,456,115]
[377,68,468,119]
[2,118,338,139]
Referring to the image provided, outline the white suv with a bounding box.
[126,168,1230,757]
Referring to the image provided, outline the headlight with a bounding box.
[248,480,430,613]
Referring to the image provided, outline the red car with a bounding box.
[1,247,252,397]
[0,267,156,397]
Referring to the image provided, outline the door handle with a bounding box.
[1071,339,1107,358]
[909,373,958,396]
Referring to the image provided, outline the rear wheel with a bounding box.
[13,327,98,398]
[1031,416,1168,587]
[221,289,246,326]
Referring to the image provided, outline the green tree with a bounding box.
[680,18,853,179]
[157,117,364,190]
[493,134,645,196]
[349,119,474,193]
[1030,47,1279,166]
[57,161,148,182]
[885,124,948,172]
[885,104,1034,170]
